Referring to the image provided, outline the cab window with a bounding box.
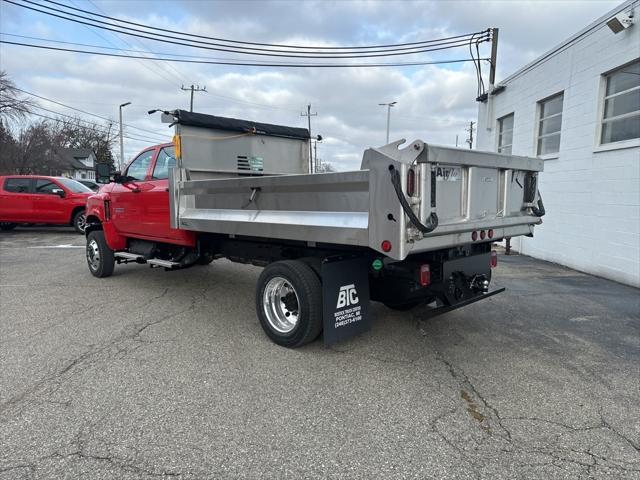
[152,147,176,180]
[126,150,154,181]
[35,179,61,194]
[4,178,31,193]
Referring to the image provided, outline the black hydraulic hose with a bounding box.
[389,166,438,234]
[532,191,546,217]
[525,172,545,217]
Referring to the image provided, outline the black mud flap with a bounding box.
[322,256,371,346]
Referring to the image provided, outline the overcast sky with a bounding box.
[0,0,623,169]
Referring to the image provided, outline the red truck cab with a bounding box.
[0,175,93,233]
[85,143,195,251]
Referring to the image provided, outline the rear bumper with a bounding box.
[419,287,505,319]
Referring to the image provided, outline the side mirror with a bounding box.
[52,188,65,198]
[95,163,112,184]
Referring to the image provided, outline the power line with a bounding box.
[0,40,489,68]
[10,105,167,144]
[27,104,167,143]
[59,0,183,88]
[39,0,488,52]
[82,0,189,86]
[1,33,489,70]
[7,0,490,59]
[12,86,168,139]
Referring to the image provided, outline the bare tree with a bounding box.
[0,115,117,175]
[1,120,53,174]
[0,71,34,122]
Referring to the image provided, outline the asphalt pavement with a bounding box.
[1,227,639,479]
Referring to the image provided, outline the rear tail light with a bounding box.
[406,168,416,197]
[488,229,494,239]
[490,250,498,268]
[381,240,392,252]
[480,230,486,240]
[420,264,431,286]
[471,231,478,241]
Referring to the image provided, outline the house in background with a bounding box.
[54,148,97,180]
[476,0,639,287]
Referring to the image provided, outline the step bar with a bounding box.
[114,252,180,269]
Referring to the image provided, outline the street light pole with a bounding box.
[119,102,131,171]
[378,101,397,144]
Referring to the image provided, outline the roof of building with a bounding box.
[501,0,637,85]
[54,147,95,170]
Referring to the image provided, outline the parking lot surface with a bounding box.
[1,227,639,479]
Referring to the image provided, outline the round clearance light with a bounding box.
[480,230,486,240]
[372,259,384,271]
[381,240,392,252]
[488,229,494,239]
[471,231,478,241]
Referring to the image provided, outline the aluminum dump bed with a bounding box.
[167,111,544,260]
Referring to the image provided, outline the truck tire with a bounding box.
[0,222,17,231]
[86,230,115,278]
[72,209,87,234]
[256,260,323,348]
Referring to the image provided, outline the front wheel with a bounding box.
[0,222,17,231]
[256,260,323,348]
[72,210,87,234]
[86,230,115,278]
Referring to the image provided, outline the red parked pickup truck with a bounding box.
[0,175,93,233]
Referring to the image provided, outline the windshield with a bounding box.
[56,178,93,193]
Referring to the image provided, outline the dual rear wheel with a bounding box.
[256,260,323,348]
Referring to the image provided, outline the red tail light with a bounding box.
[490,250,498,268]
[406,168,416,197]
[488,229,494,239]
[471,231,478,241]
[420,264,431,286]
[480,230,486,240]
[381,240,392,252]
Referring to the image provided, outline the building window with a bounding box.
[497,113,514,154]
[537,93,564,155]
[601,60,640,144]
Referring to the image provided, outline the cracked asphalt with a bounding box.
[1,227,639,479]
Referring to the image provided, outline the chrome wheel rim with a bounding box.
[86,239,100,271]
[262,276,300,334]
[76,214,86,232]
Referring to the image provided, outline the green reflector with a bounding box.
[372,259,383,271]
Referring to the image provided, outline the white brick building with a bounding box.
[477,0,640,287]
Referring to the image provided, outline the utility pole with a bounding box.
[181,84,206,112]
[378,101,397,144]
[489,28,499,88]
[466,121,475,149]
[118,101,131,171]
[313,140,321,173]
[301,104,317,172]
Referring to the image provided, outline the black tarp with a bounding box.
[173,110,310,141]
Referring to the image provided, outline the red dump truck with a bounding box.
[85,110,544,347]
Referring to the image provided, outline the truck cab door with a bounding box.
[109,148,156,236]
[0,178,35,222]
[145,146,183,240]
[32,178,68,224]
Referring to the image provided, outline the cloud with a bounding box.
[0,0,622,169]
